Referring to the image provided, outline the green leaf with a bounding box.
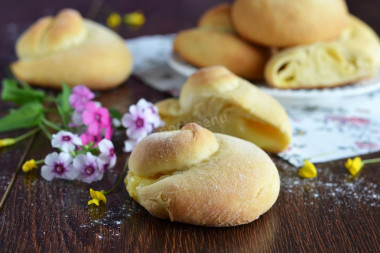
[1,79,45,105]
[109,107,122,120]
[0,102,44,132]
[56,82,71,114]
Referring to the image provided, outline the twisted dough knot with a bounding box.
[129,123,219,177]
[17,9,86,59]
[125,123,280,227]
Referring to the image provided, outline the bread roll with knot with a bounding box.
[11,9,132,90]
[156,66,291,153]
[125,123,280,227]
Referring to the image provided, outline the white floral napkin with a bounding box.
[126,35,380,167]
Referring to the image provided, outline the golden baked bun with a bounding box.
[198,3,235,33]
[174,29,269,80]
[231,0,348,47]
[339,15,380,68]
[11,9,133,90]
[156,66,292,153]
[125,123,280,227]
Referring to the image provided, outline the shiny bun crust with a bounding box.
[125,123,280,227]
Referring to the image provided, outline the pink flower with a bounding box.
[122,104,154,140]
[98,139,116,170]
[80,132,95,146]
[41,152,78,181]
[105,126,113,140]
[136,99,163,128]
[121,99,164,152]
[69,85,95,111]
[82,102,111,136]
[51,131,82,152]
[73,152,103,183]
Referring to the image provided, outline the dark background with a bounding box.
[0,1,379,252]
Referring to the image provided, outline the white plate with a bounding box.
[168,52,380,105]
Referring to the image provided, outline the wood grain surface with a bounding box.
[0,0,379,252]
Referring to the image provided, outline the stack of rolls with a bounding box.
[174,0,380,89]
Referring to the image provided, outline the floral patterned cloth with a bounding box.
[126,35,380,167]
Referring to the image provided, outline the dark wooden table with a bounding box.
[0,0,379,252]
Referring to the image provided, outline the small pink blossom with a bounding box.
[121,99,164,152]
[69,85,95,111]
[82,102,111,136]
[41,152,78,181]
[73,152,103,183]
[136,99,164,128]
[105,126,113,140]
[122,104,154,140]
[98,139,116,170]
[51,131,82,152]
[80,132,95,146]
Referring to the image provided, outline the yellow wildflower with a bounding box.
[0,138,16,147]
[107,12,122,28]
[22,159,38,172]
[298,160,317,178]
[345,157,363,176]
[88,188,107,206]
[124,11,145,27]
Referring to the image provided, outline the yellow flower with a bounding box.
[22,159,38,172]
[88,188,107,206]
[298,160,317,178]
[124,11,145,27]
[345,157,363,176]
[0,138,16,147]
[107,12,122,28]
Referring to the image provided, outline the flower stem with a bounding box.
[105,159,129,195]
[362,158,380,165]
[35,159,45,165]
[43,118,63,131]
[39,123,52,140]
[19,80,31,90]
[14,128,39,142]
[56,104,68,130]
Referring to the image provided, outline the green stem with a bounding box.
[35,159,45,165]
[43,118,63,131]
[14,128,39,142]
[105,159,129,195]
[39,123,52,140]
[18,80,31,90]
[362,158,380,165]
[56,104,68,130]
